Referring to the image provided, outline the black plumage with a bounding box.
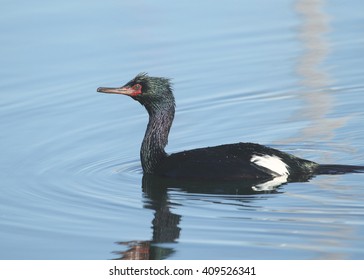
[98,73,364,182]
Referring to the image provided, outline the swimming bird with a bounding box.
[98,73,364,184]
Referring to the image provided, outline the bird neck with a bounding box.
[141,105,175,173]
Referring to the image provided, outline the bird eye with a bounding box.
[130,84,142,96]
[133,84,141,90]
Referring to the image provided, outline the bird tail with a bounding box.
[315,164,364,175]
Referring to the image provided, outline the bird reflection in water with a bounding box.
[111,173,309,260]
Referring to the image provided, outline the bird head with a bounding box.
[97,73,175,113]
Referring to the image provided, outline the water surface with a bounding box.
[1,0,364,259]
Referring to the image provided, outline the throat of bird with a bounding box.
[140,110,173,173]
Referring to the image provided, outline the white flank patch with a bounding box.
[250,154,290,177]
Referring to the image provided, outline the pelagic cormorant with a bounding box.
[97,73,364,184]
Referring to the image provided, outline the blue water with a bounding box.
[1,0,364,259]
